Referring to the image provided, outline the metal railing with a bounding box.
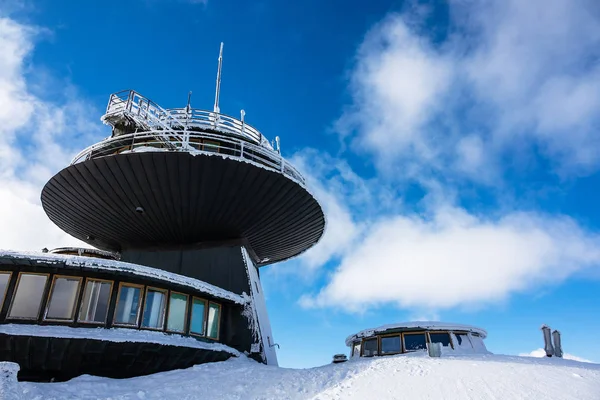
[102,90,273,150]
[70,131,305,185]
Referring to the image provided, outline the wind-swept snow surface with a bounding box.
[20,353,600,399]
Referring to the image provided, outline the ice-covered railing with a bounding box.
[102,90,273,150]
[70,131,306,185]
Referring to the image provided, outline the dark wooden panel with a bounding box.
[0,334,232,382]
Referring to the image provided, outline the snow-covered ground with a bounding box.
[15,352,600,399]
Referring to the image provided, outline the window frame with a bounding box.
[7,272,50,321]
[43,275,83,322]
[360,336,379,357]
[189,296,208,338]
[427,331,454,349]
[0,271,13,313]
[140,286,168,331]
[206,301,221,340]
[112,282,145,328]
[453,331,473,348]
[166,290,189,334]
[351,341,361,358]
[379,333,403,356]
[77,278,114,325]
[402,331,428,352]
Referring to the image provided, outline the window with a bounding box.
[190,297,207,336]
[380,335,402,354]
[206,302,220,339]
[8,273,48,319]
[429,332,452,348]
[45,276,82,321]
[455,333,472,348]
[114,283,143,326]
[167,292,188,333]
[207,302,221,339]
[79,279,113,323]
[362,338,378,357]
[202,140,220,153]
[142,287,167,329]
[403,333,427,351]
[352,342,361,358]
[0,272,11,310]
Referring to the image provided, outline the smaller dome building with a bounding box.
[346,322,488,358]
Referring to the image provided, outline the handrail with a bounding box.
[101,90,274,151]
[70,130,305,185]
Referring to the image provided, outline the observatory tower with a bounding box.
[0,44,325,381]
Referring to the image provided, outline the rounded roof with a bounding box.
[345,321,487,346]
[41,151,325,266]
[0,250,244,304]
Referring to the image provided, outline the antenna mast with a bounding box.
[213,42,224,114]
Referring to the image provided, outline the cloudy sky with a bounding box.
[1,0,599,367]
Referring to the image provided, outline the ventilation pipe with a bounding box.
[552,330,563,358]
[541,324,554,357]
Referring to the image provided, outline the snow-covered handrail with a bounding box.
[102,90,273,150]
[70,130,305,185]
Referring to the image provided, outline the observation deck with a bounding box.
[41,90,325,266]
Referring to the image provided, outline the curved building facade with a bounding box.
[346,322,488,358]
[0,61,325,381]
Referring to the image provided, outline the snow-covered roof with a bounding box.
[0,250,245,304]
[0,324,240,356]
[345,321,487,346]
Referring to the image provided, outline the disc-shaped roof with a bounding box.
[41,151,325,266]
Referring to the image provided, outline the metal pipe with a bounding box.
[541,324,554,357]
[213,42,224,114]
[552,330,563,358]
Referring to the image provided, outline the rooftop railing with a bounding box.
[102,90,273,150]
[70,130,306,185]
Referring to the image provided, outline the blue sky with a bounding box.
[1,0,600,368]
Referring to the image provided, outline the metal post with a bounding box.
[240,109,245,136]
[213,42,224,114]
[552,330,563,358]
[541,325,554,357]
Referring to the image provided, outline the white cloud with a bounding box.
[301,204,600,312]
[339,0,600,180]
[0,17,100,251]
[520,348,594,363]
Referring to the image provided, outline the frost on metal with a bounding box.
[241,247,278,366]
[0,250,244,304]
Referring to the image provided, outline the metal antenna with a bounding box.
[213,42,224,114]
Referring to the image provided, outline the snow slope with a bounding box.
[18,353,600,399]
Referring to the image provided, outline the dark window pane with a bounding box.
[9,274,48,319]
[115,285,142,325]
[167,293,188,332]
[142,289,166,329]
[352,342,361,358]
[79,280,112,323]
[381,336,401,354]
[207,302,220,339]
[404,333,427,351]
[429,332,452,347]
[46,277,81,320]
[362,338,378,357]
[455,333,472,348]
[190,298,206,335]
[0,273,10,307]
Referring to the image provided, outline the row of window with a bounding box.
[352,331,476,357]
[0,272,221,340]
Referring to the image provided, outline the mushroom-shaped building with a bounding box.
[0,45,325,381]
[346,322,488,358]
